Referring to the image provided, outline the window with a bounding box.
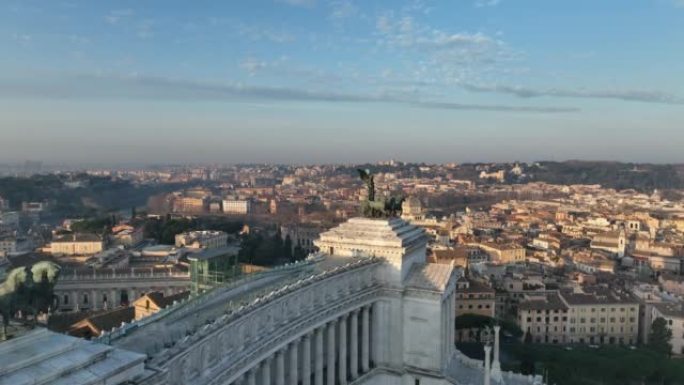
[415,378,420,385]
[83,293,89,304]
[64,294,69,305]
[146,300,150,310]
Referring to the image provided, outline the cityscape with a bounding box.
[1,1,684,385]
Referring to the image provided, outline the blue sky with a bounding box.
[0,0,682,164]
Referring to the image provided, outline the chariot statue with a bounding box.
[357,169,404,218]
[0,261,61,340]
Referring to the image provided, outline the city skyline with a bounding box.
[1,0,683,164]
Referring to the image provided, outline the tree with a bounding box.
[648,317,673,356]
[283,235,294,262]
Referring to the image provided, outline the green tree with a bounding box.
[648,317,673,356]
[284,235,294,262]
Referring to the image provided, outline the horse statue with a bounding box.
[357,169,404,218]
[0,261,61,340]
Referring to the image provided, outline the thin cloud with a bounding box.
[105,9,134,25]
[462,83,683,105]
[475,0,501,7]
[329,0,358,20]
[276,0,316,7]
[416,101,578,113]
[0,73,579,114]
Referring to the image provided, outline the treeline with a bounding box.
[528,161,684,192]
[143,216,244,245]
[0,174,184,217]
[238,229,307,266]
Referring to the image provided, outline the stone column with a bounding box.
[484,345,491,385]
[315,328,324,385]
[350,310,359,380]
[490,326,502,383]
[248,368,257,385]
[371,301,381,365]
[361,306,370,373]
[111,289,117,307]
[262,358,272,385]
[276,351,285,385]
[92,290,98,309]
[303,334,312,385]
[327,321,336,385]
[338,315,347,385]
[289,341,299,385]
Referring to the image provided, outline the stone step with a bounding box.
[0,329,81,377]
[0,341,111,385]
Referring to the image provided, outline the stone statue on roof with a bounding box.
[357,169,404,218]
[0,261,61,340]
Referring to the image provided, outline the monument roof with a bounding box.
[0,328,145,385]
[405,262,454,292]
[317,217,427,250]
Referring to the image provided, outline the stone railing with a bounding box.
[138,257,382,385]
[97,258,317,345]
[448,350,545,385]
[58,268,190,281]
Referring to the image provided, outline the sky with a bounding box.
[0,0,683,165]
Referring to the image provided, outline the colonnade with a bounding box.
[54,286,188,311]
[235,304,374,385]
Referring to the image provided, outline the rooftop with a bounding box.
[0,328,145,385]
[405,262,454,292]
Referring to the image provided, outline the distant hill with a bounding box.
[526,161,684,192]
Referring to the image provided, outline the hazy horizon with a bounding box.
[1,0,683,164]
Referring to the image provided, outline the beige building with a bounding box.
[173,196,206,213]
[518,289,639,345]
[50,233,104,256]
[455,277,496,317]
[222,198,251,214]
[478,242,526,264]
[590,230,626,257]
[133,291,190,320]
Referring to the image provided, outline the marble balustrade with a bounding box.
[141,258,383,385]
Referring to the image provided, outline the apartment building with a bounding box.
[518,288,639,345]
[222,199,251,215]
[455,276,496,318]
[49,233,104,256]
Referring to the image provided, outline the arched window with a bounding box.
[83,293,89,304]
[64,294,69,305]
